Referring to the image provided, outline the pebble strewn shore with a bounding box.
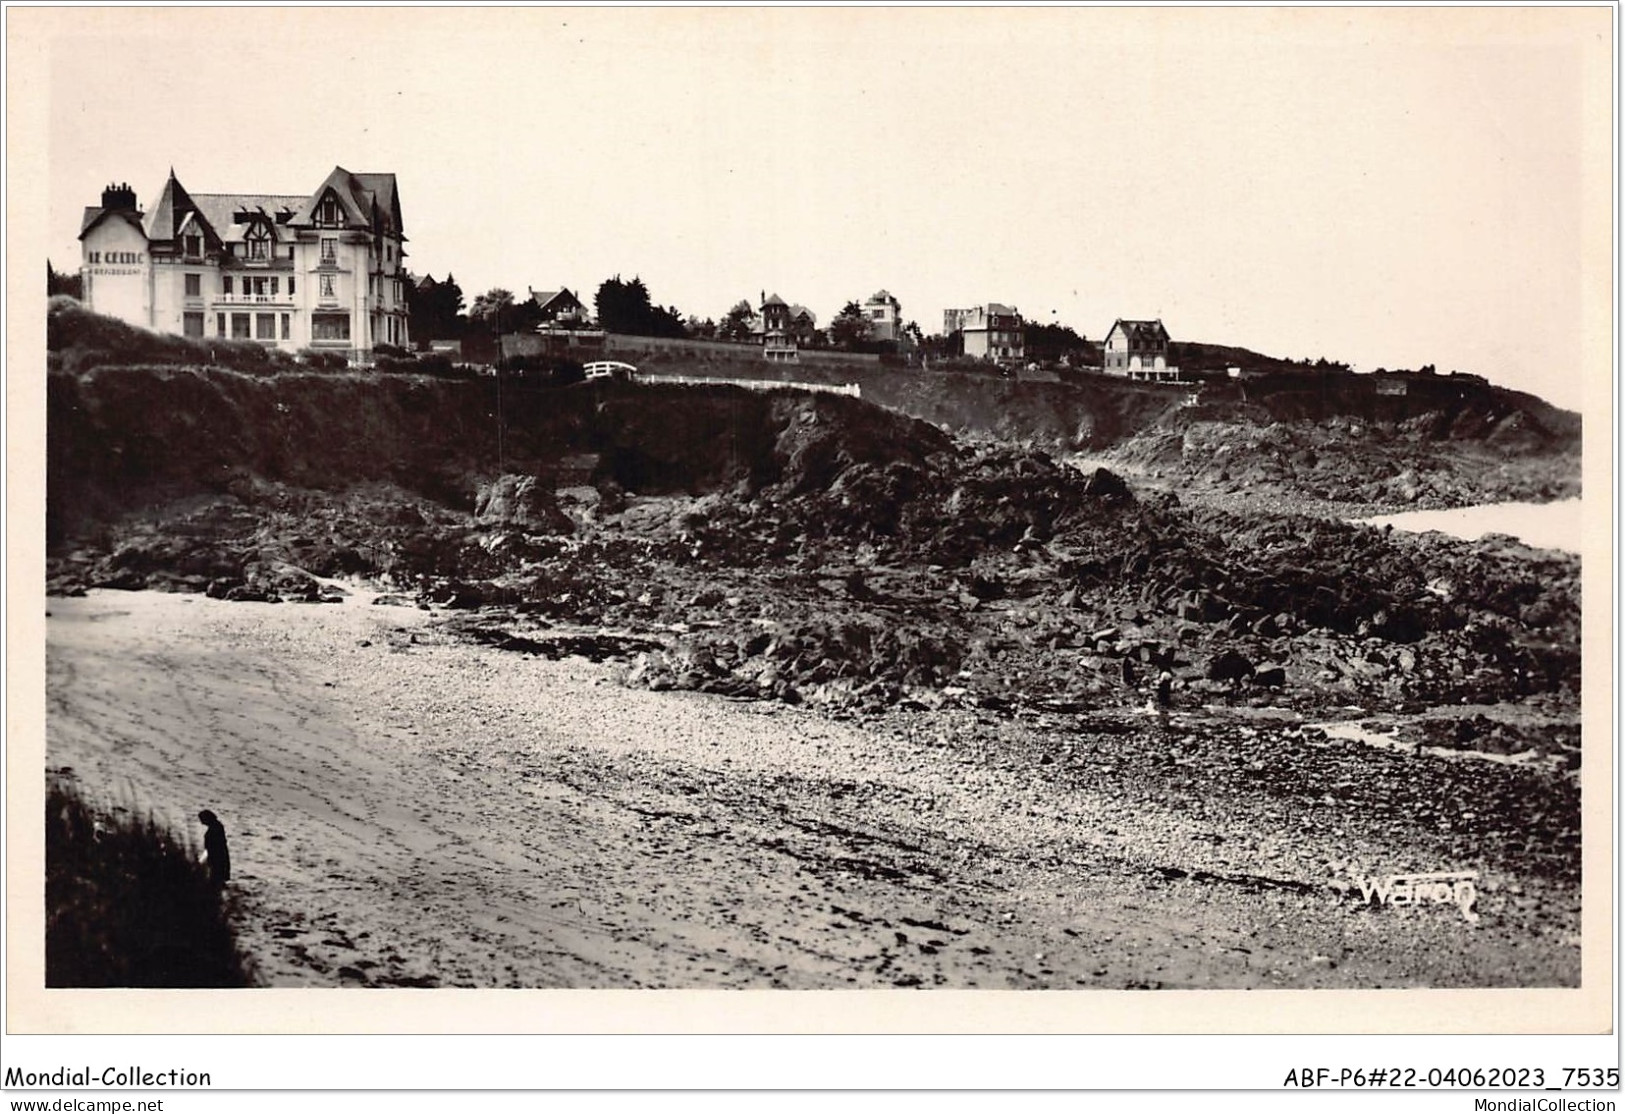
[45,589,1580,989]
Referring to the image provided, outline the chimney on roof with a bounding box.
[101,182,137,211]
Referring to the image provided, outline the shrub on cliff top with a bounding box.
[48,298,297,375]
[297,348,348,371]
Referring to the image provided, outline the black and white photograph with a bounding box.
[6,2,1613,1069]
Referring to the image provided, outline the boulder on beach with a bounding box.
[1082,467,1132,502]
[474,474,573,534]
[1253,664,1287,687]
[1206,649,1255,685]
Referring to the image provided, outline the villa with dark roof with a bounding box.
[863,289,903,345]
[528,287,590,326]
[1102,318,1177,380]
[755,292,819,361]
[944,303,1024,364]
[78,166,409,360]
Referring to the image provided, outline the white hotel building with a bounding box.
[78,166,409,360]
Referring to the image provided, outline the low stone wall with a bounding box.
[632,372,860,399]
[604,333,882,365]
[604,334,752,358]
[501,331,607,359]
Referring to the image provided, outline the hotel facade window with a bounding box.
[312,312,350,341]
[183,312,204,337]
[184,273,200,297]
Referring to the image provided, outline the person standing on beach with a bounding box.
[1155,670,1174,709]
[197,810,230,886]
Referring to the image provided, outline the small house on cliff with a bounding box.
[1103,318,1178,381]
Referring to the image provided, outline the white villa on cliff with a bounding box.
[78,166,409,361]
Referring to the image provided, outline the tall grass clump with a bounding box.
[45,777,255,987]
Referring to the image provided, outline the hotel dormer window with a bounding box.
[316,193,343,227]
[184,234,201,258]
[246,223,271,261]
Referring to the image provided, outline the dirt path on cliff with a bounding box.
[44,591,1577,989]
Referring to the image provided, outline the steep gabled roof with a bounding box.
[289,166,372,229]
[353,172,403,237]
[141,172,185,240]
[141,172,232,251]
[788,304,817,326]
[78,205,146,240]
[761,292,788,308]
[83,167,404,252]
[1107,318,1170,345]
[530,287,585,313]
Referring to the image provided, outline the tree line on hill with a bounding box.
[49,257,1452,380]
[398,275,1464,377]
[404,274,944,357]
[409,274,688,345]
[401,273,1096,364]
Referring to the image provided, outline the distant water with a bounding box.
[1357,498,1581,554]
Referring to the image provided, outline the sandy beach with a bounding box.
[44,588,1578,990]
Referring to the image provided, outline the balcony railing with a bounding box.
[215,293,292,305]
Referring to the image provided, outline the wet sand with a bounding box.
[44,590,1578,989]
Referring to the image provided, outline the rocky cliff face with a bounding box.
[1096,374,1579,510]
[46,362,1578,729]
[46,366,951,546]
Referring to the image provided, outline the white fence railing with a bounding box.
[630,372,860,399]
[215,294,292,305]
[1123,365,1182,382]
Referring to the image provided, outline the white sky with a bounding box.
[38,6,1609,409]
